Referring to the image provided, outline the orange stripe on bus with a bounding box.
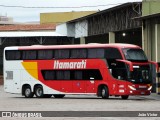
[21,62,38,80]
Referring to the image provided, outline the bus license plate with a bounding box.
[141,92,145,95]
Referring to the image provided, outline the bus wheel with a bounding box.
[35,85,44,98]
[101,86,109,99]
[53,95,65,98]
[121,95,129,100]
[24,86,34,98]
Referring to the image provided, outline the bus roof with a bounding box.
[4,43,141,50]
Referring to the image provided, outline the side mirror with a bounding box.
[116,59,133,71]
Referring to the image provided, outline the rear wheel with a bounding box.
[121,95,129,99]
[24,86,34,98]
[53,95,65,98]
[35,85,44,98]
[101,86,109,99]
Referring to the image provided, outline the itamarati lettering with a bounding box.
[54,60,87,69]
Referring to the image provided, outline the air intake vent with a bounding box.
[6,71,13,80]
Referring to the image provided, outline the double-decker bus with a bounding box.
[3,43,158,99]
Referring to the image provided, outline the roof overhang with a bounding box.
[0,31,66,37]
[67,2,142,23]
[134,13,160,20]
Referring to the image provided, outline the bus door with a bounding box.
[109,61,128,95]
[116,62,128,95]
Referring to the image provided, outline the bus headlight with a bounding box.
[148,86,152,90]
[128,85,136,90]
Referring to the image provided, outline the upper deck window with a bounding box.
[22,50,37,60]
[38,50,53,60]
[6,50,21,60]
[54,49,69,59]
[70,49,87,58]
[5,47,123,60]
[122,48,148,61]
[88,49,105,58]
[105,48,122,59]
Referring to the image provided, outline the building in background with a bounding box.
[0,15,18,25]
[137,0,160,94]
[0,15,13,22]
[40,11,97,24]
[140,0,160,62]
[56,2,142,46]
[0,24,69,75]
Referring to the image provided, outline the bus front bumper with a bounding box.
[128,90,151,95]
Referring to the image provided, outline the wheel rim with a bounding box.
[36,88,42,97]
[25,88,31,97]
[102,88,106,97]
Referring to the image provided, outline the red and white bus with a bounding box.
[3,43,158,99]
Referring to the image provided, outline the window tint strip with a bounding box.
[41,69,102,80]
[5,47,122,60]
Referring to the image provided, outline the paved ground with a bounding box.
[0,85,160,120]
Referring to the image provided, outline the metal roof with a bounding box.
[67,2,142,23]
[0,31,66,37]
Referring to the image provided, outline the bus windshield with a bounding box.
[122,48,148,62]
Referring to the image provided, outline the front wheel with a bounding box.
[35,86,44,98]
[121,95,129,99]
[24,86,34,98]
[101,86,109,99]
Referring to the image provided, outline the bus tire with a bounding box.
[101,86,109,99]
[35,85,44,98]
[24,86,34,98]
[53,95,65,98]
[121,95,129,99]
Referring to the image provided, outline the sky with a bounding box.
[0,0,142,23]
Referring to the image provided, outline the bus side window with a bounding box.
[83,69,102,80]
[70,49,87,58]
[107,60,127,80]
[105,48,122,59]
[74,71,83,80]
[73,70,102,80]
[88,48,105,58]
[6,50,21,60]
[42,70,55,80]
[22,50,37,60]
[105,48,126,80]
[38,50,53,59]
[56,71,70,80]
[54,49,69,59]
